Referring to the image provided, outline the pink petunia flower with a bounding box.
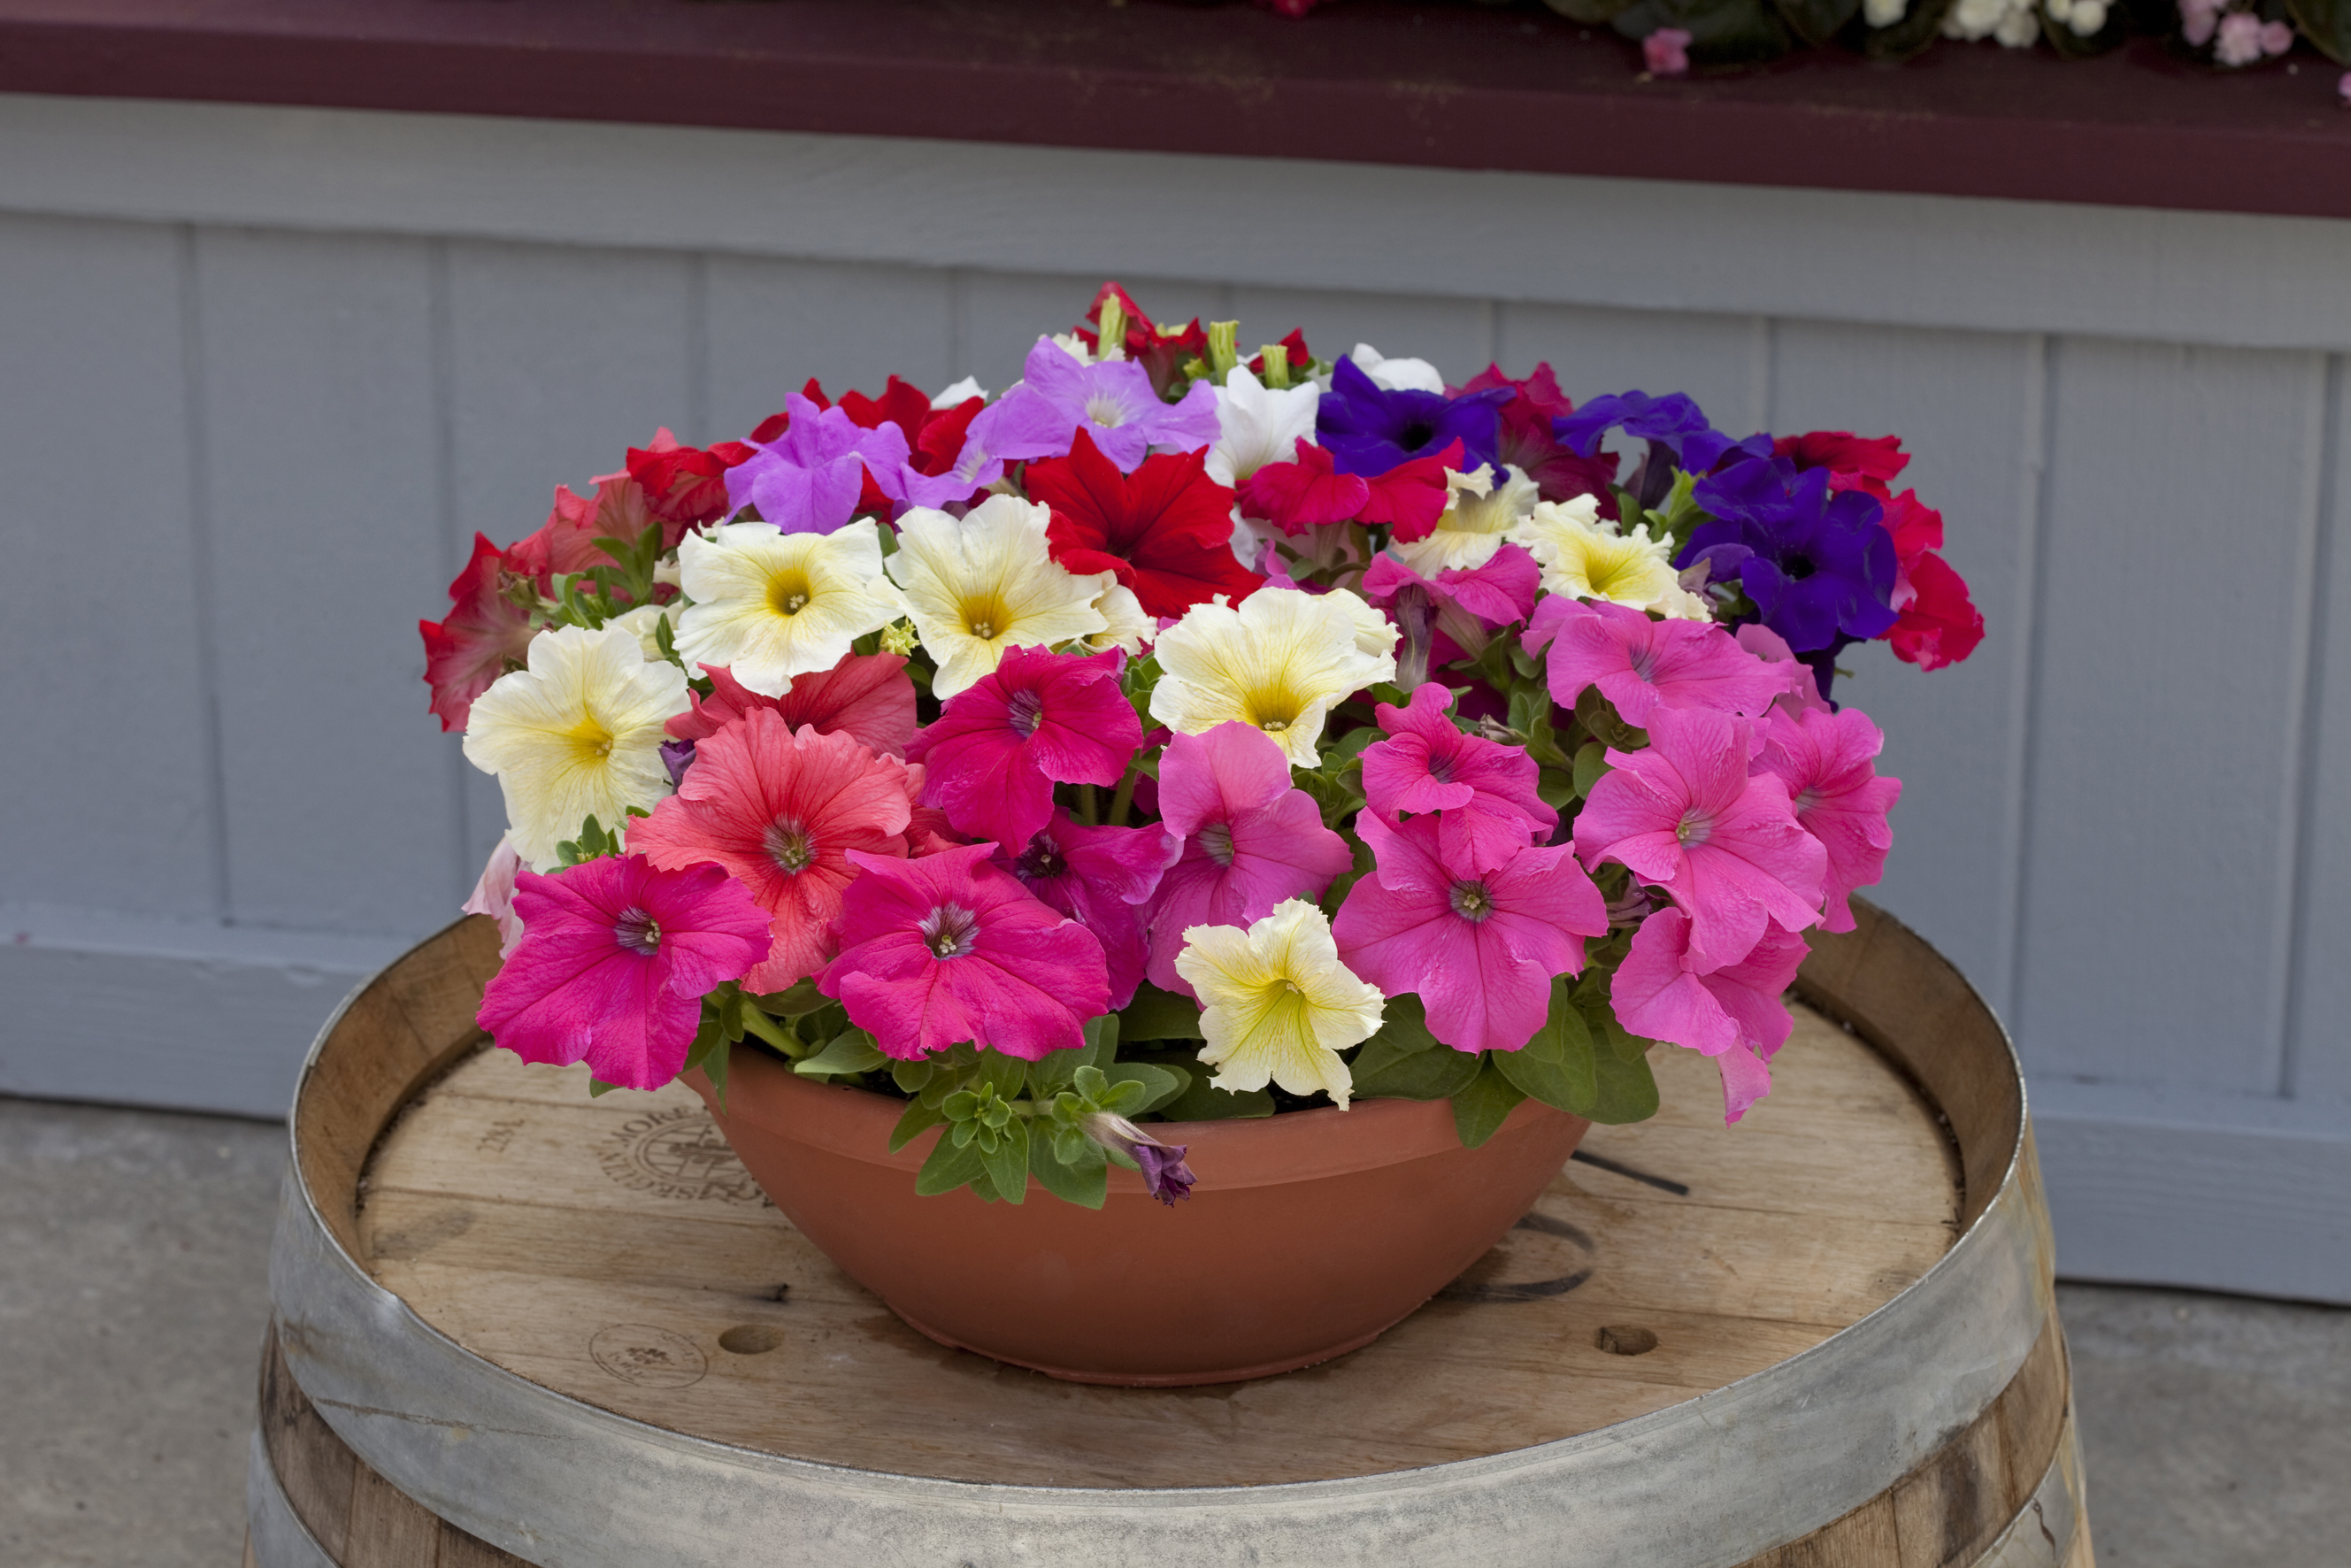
[626,710,921,992]
[1360,682,1556,873]
[462,837,527,957]
[1643,27,1693,75]
[819,842,1111,1061]
[1756,706,1901,934]
[1361,545,1541,666]
[667,654,919,759]
[476,855,772,1091]
[1144,721,1355,996]
[1735,623,1832,715]
[1001,812,1180,1010]
[903,645,1141,852]
[1574,707,1826,973]
[1333,813,1608,1057]
[1529,596,1801,726]
[1611,906,1808,1123]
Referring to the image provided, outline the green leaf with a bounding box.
[1540,0,1638,24]
[887,1096,948,1152]
[914,1128,988,1196]
[751,978,829,1016]
[1573,741,1610,801]
[1094,1076,1149,1116]
[793,1029,886,1079]
[1451,1058,1529,1148]
[1589,1047,1662,1125]
[587,1078,622,1098]
[702,1034,730,1114]
[890,1058,934,1095]
[1081,1011,1122,1064]
[1118,983,1204,1042]
[1348,992,1442,1083]
[1103,1061,1188,1116]
[2292,0,2351,61]
[974,1049,1027,1103]
[736,1003,796,1054]
[1495,978,1601,1115]
[1771,0,1860,46]
[1026,1043,1085,1098]
[978,1114,1030,1204]
[1590,1004,1659,1065]
[1157,1072,1275,1120]
[1572,686,1646,751]
[1319,835,1379,922]
[1354,1040,1480,1101]
[1027,1128,1109,1209]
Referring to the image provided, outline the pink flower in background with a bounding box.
[462,838,526,957]
[1001,813,1179,1010]
[1531,596,1801,725]
[1333,813,1608,1057]
[1145,722,1355,996]
[667,655,919,759]
[1361,545,1541,665]
[1574,707,1826,972]
[627,711,920,992]
[2214,11,2264,62]
[905,645,1141,851]
[820,843,1110,1061]
[1360,683,1556,873]
[1756,706,1901,934]
[420,534,537,733]
[1734,624,1831,715]
[476,855,772,1091]
[1643,27,1693,75]
[2181,0,2223,44]
[1612,907,1807,1123]
[511,470,668,587]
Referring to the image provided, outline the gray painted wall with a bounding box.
[2,93,2345,1303]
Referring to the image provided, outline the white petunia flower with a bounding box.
[1348,342,1446,395]
[1149,586,1396,767]
[1205,365,1322,488]
[607,603,678,665]
[672,519,897,698]
[883,494,1112,699]
[1392,464,1543,575]
[1084,582,1156,657]
[1177,899,1383,1110]
[931,375,987,410]
[1513,496,1693,616]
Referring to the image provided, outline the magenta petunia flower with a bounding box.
[1362,545,1541,668]
[1360,682,1556,874]
[1143,721,1355,996]
[1000,811,1179,1010]
[1756,706,1901,934]
[969,339,1223,473]
[1612,906,1809,1124]
[819,843,1111,1061]
[1528,596,1801,726]
[1574,706,1827,973]
[903,645,1142,851]
[1333,812,1608,1057]
[723,392,911,534]
[476,855,772,1091]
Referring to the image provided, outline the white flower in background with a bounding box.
[672,519,896,698]
[1393,464,1542,575]
[1205,365,1322,488]
[1513,496,1691,616]
[1149,586,1396,767]
[607,603,677,665]
[2041,0,2107,30]
[1863,0,1908,24]
[884,494,1112,698]
[931,376,987,410]
[462,625,689,871]
[1942,0,2040,45]
[1347,342,1446,395]
[1048,331,1097,365]
[1177,899,1383,1110]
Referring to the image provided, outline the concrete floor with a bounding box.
[1,1095,2344,1567]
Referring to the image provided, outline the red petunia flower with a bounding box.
[1026,429,1264,619]
[1362,439,1466,542]
[1076,282,1210,399]
[836,374,987,512]
[1774,431,1909,496]
[1462,362,1619,514]
[1237,439,1370,534]
[420,533,538,733]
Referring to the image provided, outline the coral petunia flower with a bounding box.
[421,533,538,733]
[1026,430,1266,619]
[667,654,918,760]
[1143,722,1355,996]
[1360,683,1556,873]
[1574,707,1826,973]
[904,644,1141,850]
[462,625,690,870]
[1176,899,1383,1109]
[1149,586,1397,767]
[1333,813,1607,1057]
[883,495,1112,700]
[1528,596,1800,726]
[819,843,1111,1062]
[626,710,921,992]
[476,854,772,1091]
[1611,907,1809,1124]
[1001,811,1179,1010]
[1756,706,1901,934]
[672,519,898,699]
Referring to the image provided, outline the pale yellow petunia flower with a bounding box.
[1512,497,1694,615]
[1149,586,1396,768]
[883,495,1111,699]
[462,625,689,871]
[672,519,897,697]
[1176,899,1384,1110]
[1390,463,1541,576]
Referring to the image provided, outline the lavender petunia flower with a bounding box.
[970,339,1221,473]
[1684,457,1899,656]
[723,393,910,534]
[657,738,696,788]
[1317,357,1510,478]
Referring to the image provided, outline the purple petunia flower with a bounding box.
[723,393,910,534]
[1000,811,1179,1011]
[1554,389,1770,475]
[1684,457,1900,656]
[1079,1111,1197,1204]
[1318,357,1510,478]
[969,340,1221,473]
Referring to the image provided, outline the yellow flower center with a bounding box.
[566,717,617,761]
[961,591,1013,643]
[766,567,815,617]
[1245,684,1304,734]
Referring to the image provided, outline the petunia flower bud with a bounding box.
[1080,1111,1198,1205]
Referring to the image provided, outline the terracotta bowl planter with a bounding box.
[691,1044,1590,1386]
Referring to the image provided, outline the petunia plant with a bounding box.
[427,282,1982,1209]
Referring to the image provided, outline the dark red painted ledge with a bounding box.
[1,0,2347,220]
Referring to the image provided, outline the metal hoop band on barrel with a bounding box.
[266,903,2055,1568]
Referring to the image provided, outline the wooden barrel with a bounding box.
[251,903,2093,1568]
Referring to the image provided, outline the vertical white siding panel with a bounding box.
[1498,304,1766,433]
[2017,339,2322,1093]
[703,256,954,432]
[965,272,1232,393]
[0,214,216,919]
[2286,357,2351,1106]
[1770,321,2040,1003]
[1227,285,1493,384]
[192,227,459,935]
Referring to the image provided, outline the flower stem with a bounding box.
[1108,763,1141,826]
[1078,783,1099,826]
